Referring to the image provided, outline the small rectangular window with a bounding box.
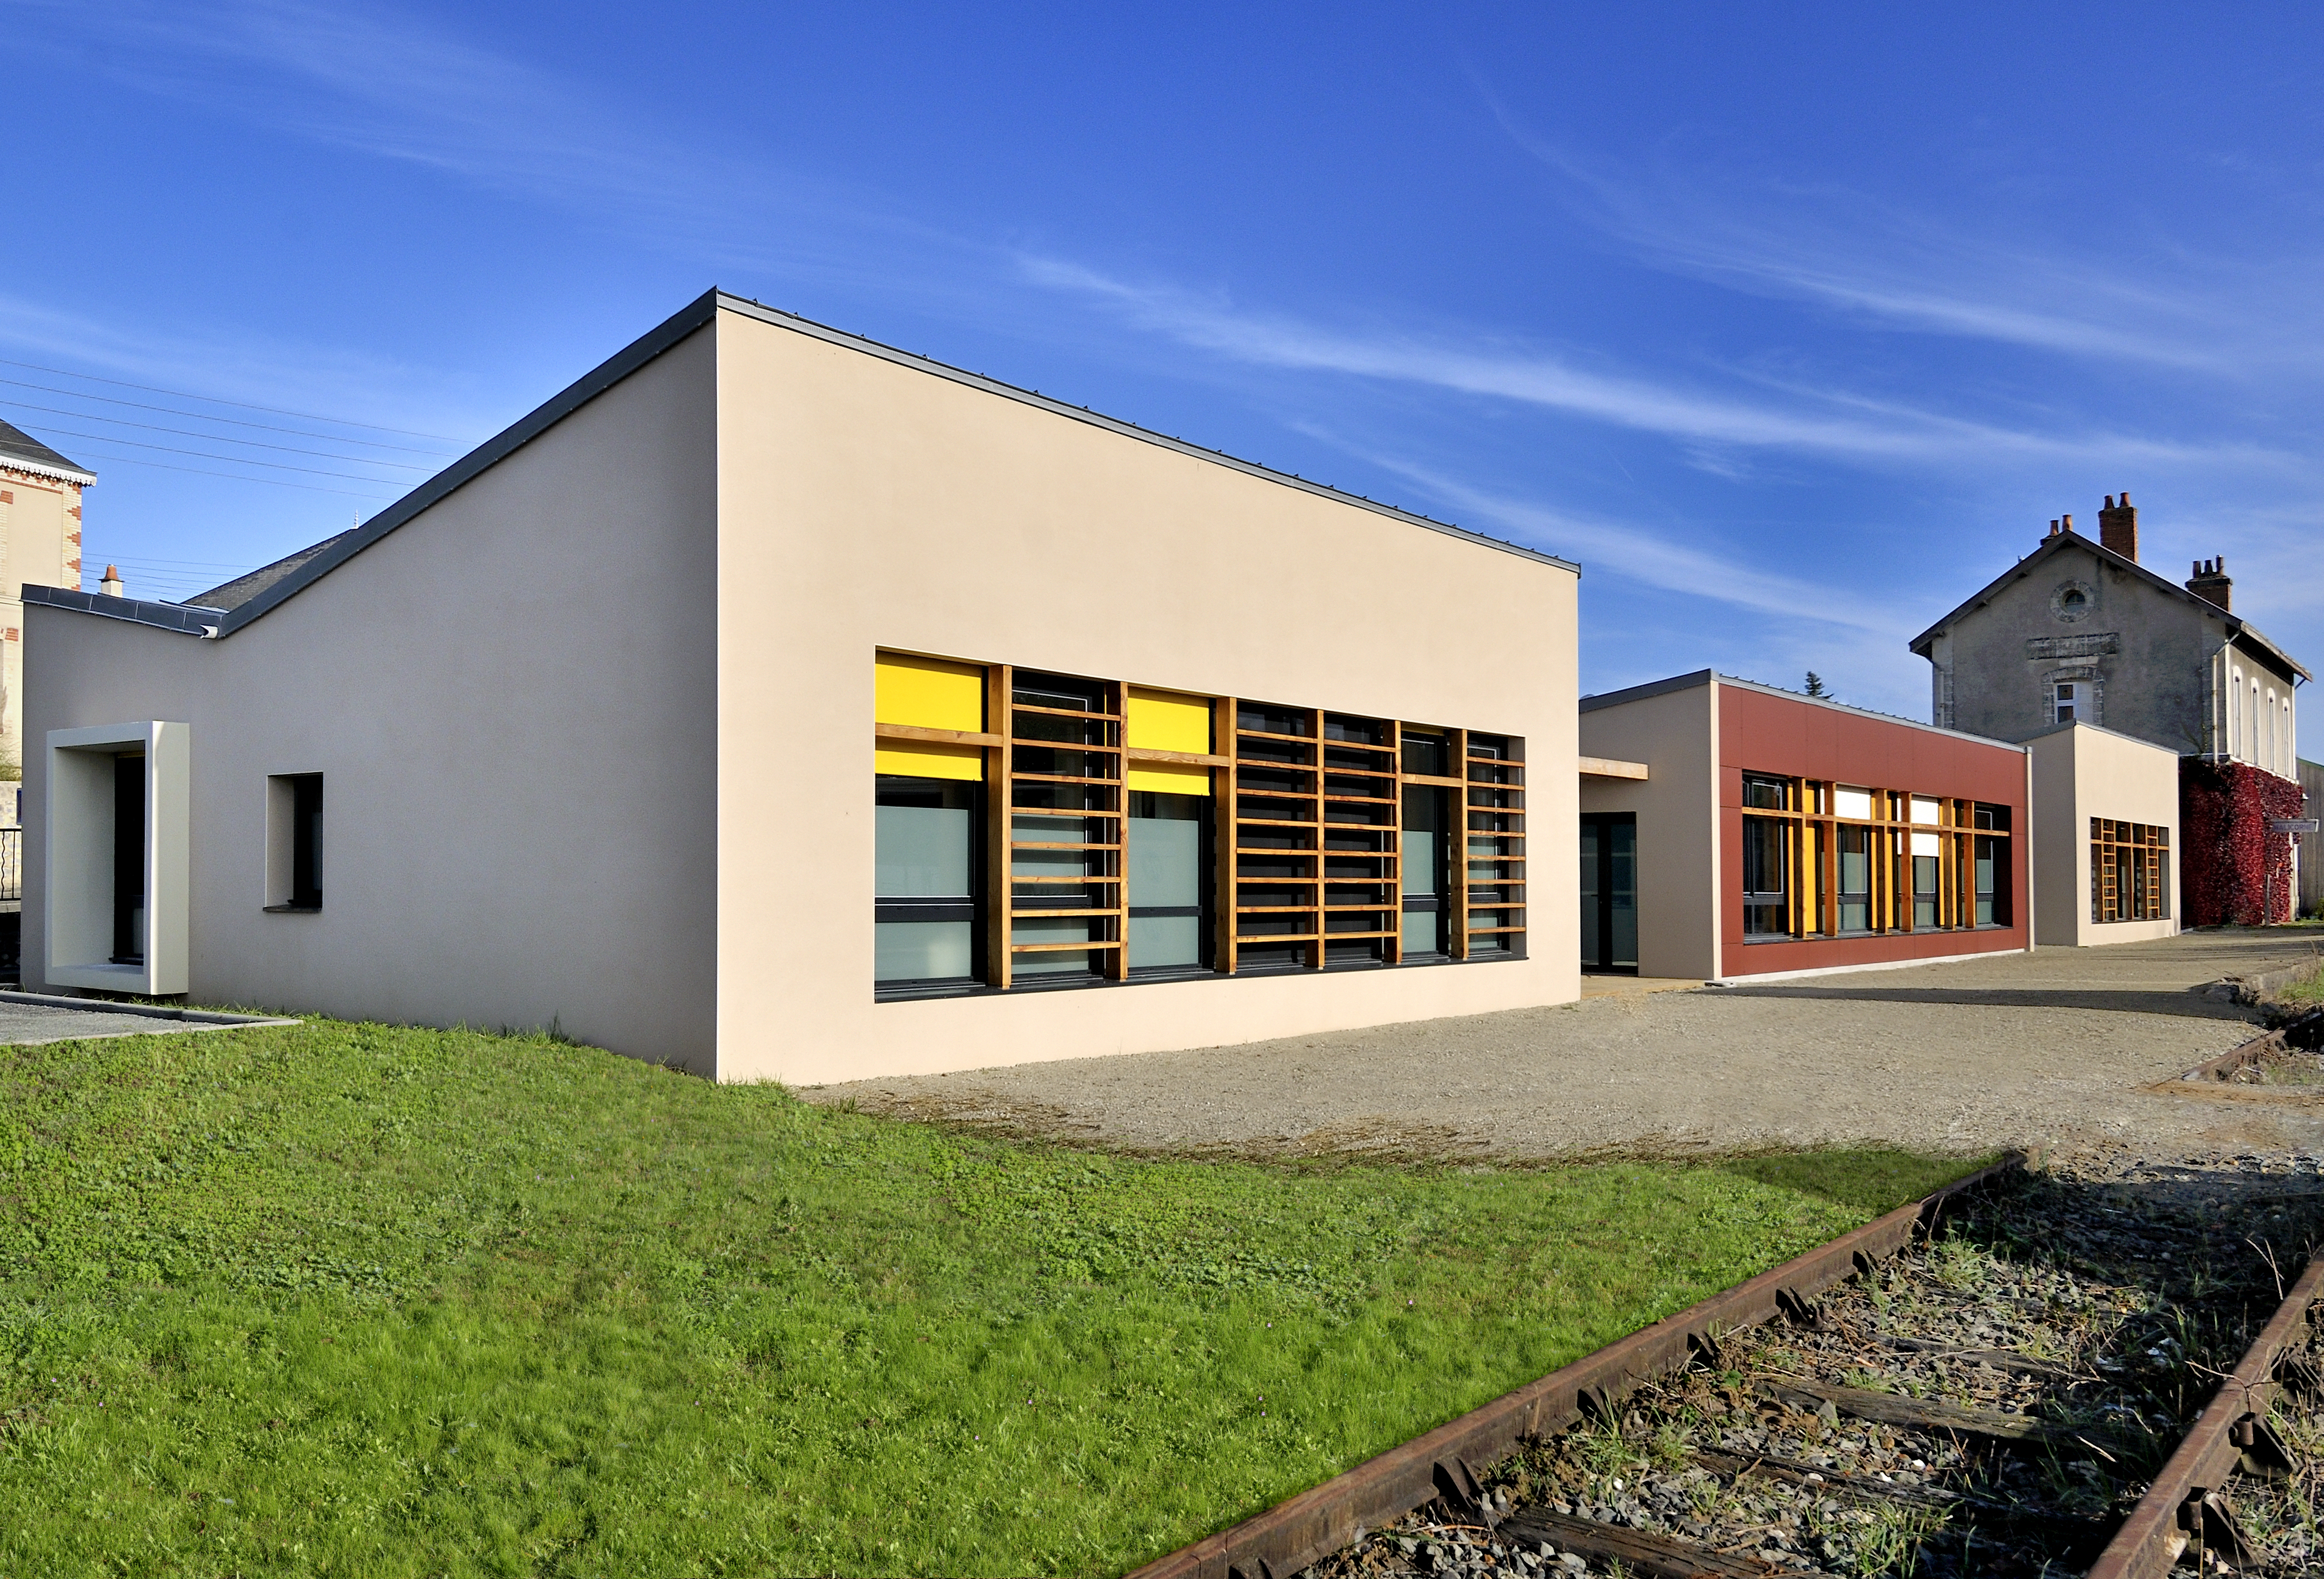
[265,773,323,912]
[1742,773,1790,810]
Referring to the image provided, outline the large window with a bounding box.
[1737,772,2012,941]
[2091,819,2169,923]
[876,777,979,987]
[874,651,1523,996]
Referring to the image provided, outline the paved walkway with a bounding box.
[0,994,295,1045]
[808,931,2324,1166]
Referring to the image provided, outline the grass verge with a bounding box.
[0,1019,1987,1576]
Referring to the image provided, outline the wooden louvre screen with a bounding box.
[1737,778,2008,939]
[876,649,1523,993]
[2089,818,2168,923]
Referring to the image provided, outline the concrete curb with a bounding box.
[2196,958,2323,1005]
[0,989,299,1028]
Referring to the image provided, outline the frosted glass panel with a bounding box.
[1910,796,1942,825]
[1833,787,1873,820]
[1130,914,1201,968]
[1401,908,1439,955]
[875,921,972,982]
[876,803,970,897]
[1129,814,1201,908]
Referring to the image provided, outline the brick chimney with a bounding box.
[2097,491,2137,560]
[2187,557,2231,611]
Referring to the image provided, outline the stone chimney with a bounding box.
[2097,491,2138,560]
[2187,557,2231,611]
[99,564,123,597]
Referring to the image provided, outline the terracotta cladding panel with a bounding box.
[1718,687,2023,806]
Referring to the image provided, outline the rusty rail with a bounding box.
[2082,1253,2324,1579]
[1127,1152,2025,1579]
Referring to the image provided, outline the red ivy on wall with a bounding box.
[2180,759,2306,926]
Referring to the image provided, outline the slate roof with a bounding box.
[186,529,360,613]
[0,418,95,484]
[1908,527,2311,684]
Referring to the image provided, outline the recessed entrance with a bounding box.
[1580,813,1637,974]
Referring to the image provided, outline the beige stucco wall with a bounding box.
[712,305,1580,1086]
[2025,721,2181,947]
[22,327,722,1068]
[0,469,82,772]
[1578,679,1717,980]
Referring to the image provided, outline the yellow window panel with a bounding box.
[876,742,984,782]
[876,652,984,731]
[1127,686,1212,754]
[1127,763,1211,796]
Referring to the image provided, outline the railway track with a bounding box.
[1133,1124,2324,1579]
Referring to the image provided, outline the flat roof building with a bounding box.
[1579,671,2030,983]
[21,290,1581,1082]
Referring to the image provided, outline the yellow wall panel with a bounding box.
[877,652,984,731]
[1127,763,1211,796]
[876,741,984,781]
[1127,687,1211,754]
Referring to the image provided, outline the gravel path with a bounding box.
[809,932,2324,1165]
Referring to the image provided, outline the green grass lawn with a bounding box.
[0,1019,1983,1577]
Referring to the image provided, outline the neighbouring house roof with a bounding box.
[1581,667,2028,752]
[20,289,1579,641]
[1908,527,2311,685]
[184,529,360,613]
[0,418,96,486]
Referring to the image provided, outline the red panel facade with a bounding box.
[1717,685,2029,979]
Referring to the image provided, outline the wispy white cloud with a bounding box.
[1330,444,1895,634]
[0,288,477,443]
[1023,256,2270,470]
[1477,87,2323,377]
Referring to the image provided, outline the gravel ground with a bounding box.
[810,932,2324,1166]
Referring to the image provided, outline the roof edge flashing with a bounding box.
[212,289,723,639]
[1579,668,1714,713]
[22,584,218,636]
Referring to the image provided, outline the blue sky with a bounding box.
[6,2,2321,748]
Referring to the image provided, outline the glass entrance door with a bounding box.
[1579,813,1637,973]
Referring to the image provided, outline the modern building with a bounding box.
[20,289,1580,1083]
[1910,496,2308,926]
[0,419,92,773]
[2020,721,2181,947]
[1578,671,2029,983]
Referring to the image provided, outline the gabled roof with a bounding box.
[1907,527,2310,684]
[0,417,95,486]
[20,289,1578,642]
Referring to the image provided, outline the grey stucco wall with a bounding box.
[22,326,721,1070]
[1930,542,2231,753]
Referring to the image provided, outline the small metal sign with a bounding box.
[2269,818,2321,834]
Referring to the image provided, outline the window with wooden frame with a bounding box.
[2091,819,2168,923]
[874,650,1523,995]
[1736,772,2010,941]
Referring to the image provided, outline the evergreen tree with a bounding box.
[1803,671,1828,698]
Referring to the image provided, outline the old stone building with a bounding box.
[1911,494,2310,924]
[0,419,92,773]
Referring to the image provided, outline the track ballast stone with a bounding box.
[1303,1151,2324,1578]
